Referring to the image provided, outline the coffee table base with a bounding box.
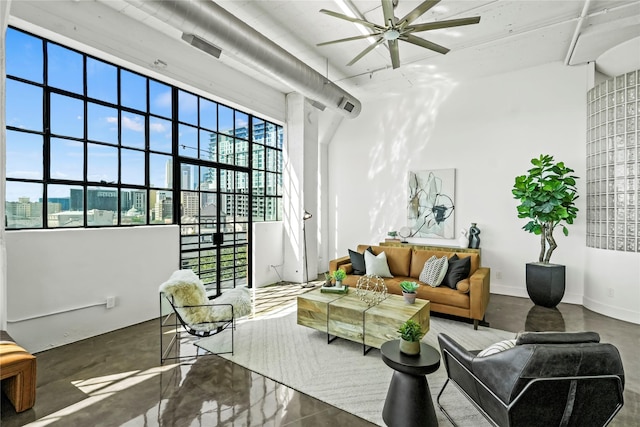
[327,333,375,355]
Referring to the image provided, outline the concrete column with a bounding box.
[282,93,318,284]
[1,0,13,330]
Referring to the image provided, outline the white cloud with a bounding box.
[153,90,172,109]
[106,116,118,124]
[122,115,144,132]
[150,122,167,133]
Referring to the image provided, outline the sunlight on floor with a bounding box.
[24,365,179,427]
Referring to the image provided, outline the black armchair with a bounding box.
[437,332,625,427]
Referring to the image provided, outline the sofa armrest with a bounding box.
[329,255,352,275]
[469,267,490,322]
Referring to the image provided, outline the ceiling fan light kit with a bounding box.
[318,0,481,69]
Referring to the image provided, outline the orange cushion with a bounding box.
[456,278,470,293]
[362,245,412,277]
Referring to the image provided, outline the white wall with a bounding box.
[6,226,179,352]
[328,62,602,307]
[252,221,285,288]
[584,248,640,324]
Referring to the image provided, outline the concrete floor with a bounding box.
[2,286,638,426]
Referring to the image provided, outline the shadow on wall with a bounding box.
[368,71,458,242]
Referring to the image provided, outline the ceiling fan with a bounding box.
[317,0,481,69]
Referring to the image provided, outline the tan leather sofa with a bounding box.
[329,245,491,329]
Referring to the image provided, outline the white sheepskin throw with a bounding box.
[159,270,251,331]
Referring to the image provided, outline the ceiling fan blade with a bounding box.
[317,34,378,47]
[389,39,401,69]
[381,0,396,26]
[319,9,381,30]
[347,36,385,66]
[409,16,481,32]
[403,34,450,54]
[398,0,441,26]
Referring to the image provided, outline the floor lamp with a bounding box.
[301,211,314,288]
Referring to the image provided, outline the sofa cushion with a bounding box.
[415,283,470,309]
[459,253,479,275]
[348,247,373,275]
[442,255,471,289]
[364,250,393,278]
[366,245,412,277]
[456,278,470,293]
[419,255,448,287]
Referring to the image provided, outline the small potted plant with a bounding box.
[398,319,424,356]
[324,272,333,287]
[332,269,347,287]
[400,281,419,304]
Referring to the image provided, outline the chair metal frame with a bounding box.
[437,347,625,427]
[160,292,235,364]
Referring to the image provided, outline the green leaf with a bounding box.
[512,154,579,262]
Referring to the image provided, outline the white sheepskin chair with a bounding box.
[159,269,251,331]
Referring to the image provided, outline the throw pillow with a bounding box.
[348,247,373,275]
[442,254,471,289]
[456,278,470,293]
[477,339,517,357]
[419,255,449,287]
[364,250,393,278]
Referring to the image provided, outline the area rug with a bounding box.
[196,305,515,426]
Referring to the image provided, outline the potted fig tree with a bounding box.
[512,154,579,308]
[397,319,424,356]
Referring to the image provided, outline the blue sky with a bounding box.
[5,27,265,207]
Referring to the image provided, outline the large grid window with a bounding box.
[4,27,283,229]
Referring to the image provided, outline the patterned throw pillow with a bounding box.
[419,255,449,287]
[477,339,517,357]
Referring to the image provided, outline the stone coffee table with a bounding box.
[297,288,430,355]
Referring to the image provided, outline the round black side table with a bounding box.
[380,339,441,427]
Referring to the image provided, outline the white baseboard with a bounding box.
[583,296,640,325]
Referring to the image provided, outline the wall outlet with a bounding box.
[607,288,614,298]
[106,296,116,309]
[496,271,503,280]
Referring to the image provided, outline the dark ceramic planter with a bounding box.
[526,263,566,308]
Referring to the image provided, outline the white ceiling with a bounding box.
[8,0,640,103]
[177,0,640,97]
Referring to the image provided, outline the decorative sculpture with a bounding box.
[458,228,468,248]
[468,223,481,249]
[355,275,388,306]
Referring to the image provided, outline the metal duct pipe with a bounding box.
[124,0,361,118]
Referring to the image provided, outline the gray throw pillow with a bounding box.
[348,247,373,275]
[442,255,471,289]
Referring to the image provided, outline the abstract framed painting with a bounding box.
[407,169,455,238]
